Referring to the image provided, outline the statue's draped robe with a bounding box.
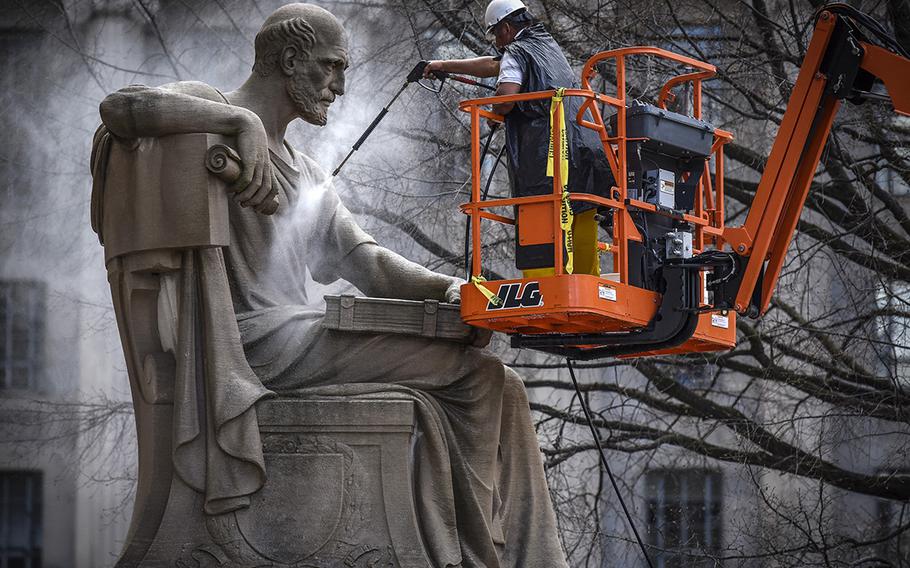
[96,81,568,568]
[230,147,566,568]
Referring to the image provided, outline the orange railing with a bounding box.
[458,47,733,285]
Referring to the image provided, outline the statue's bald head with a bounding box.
[252,3,346,77]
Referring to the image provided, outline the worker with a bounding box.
[425,0,614,277]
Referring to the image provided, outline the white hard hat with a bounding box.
[484,0,527,31]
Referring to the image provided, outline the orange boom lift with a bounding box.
[457,4,910,360]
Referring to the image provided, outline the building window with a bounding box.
[646,469,722,567]
[875,280,910,385]
[878,164,910,197]
[0,30,44,201]
[674,362,716,391]
[661,24,724,116]
[0,471,43,567]
[0,281,46,391]
[878,499,910,562]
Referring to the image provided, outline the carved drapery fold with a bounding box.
[91,130,273,516]
[172,248,273,514]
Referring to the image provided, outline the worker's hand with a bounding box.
[229,111,276,214]
[423,60,445,79]
[485,117,503,130]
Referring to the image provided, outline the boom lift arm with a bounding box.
[718,5,910,318]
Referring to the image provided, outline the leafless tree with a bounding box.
[2,0,908,565]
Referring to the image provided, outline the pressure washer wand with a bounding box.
[332,61,442,177]
[332,61,495,177]
[330,84,404,176]
[331,61,429,177]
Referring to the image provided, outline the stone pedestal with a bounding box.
[123,397,431,568]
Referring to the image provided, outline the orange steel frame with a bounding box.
[457,46,737,355]
[457,10,910,357]
[723,10,910,315]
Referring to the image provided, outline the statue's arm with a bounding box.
[98,84,275,211]
[100,85,252,139]
[340,243,464,303]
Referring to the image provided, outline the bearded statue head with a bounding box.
[252,3,348,126]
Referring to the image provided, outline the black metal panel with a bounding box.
[612,101,715,158]
[510,263,701,359]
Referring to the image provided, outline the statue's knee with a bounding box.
[464,347,509,392]
[503,366,530,407]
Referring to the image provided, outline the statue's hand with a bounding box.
[229,113,276,213]
[444,280,463,304]
[443,280,492,347]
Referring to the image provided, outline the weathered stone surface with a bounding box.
[93,3,568,567]
[132,397,429,568]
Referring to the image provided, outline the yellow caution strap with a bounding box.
[560,190,575,274]
[546,87,569,188]
[547,88,574,274]
[471,275,502,307]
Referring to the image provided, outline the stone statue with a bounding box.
[92,3,567,567]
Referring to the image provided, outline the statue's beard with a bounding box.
[286,74,328,126]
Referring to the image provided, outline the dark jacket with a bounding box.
[502,24,613,206]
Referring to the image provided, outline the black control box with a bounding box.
[611,100,715,158]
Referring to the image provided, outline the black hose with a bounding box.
[565,359,656,568]
[463,123,502,279]
[820,3,909,58]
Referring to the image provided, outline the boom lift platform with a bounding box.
[457,5,910,360]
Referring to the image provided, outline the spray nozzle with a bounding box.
[407,60,430,83]
[408,60,446,93]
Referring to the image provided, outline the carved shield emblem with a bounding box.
[236,452,345,563]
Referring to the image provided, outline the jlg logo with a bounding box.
[487,282,544,310]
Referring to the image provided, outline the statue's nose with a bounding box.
[330,69,345,96]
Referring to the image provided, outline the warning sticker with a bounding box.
[711,314,729,329]
[598,284,617,301]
